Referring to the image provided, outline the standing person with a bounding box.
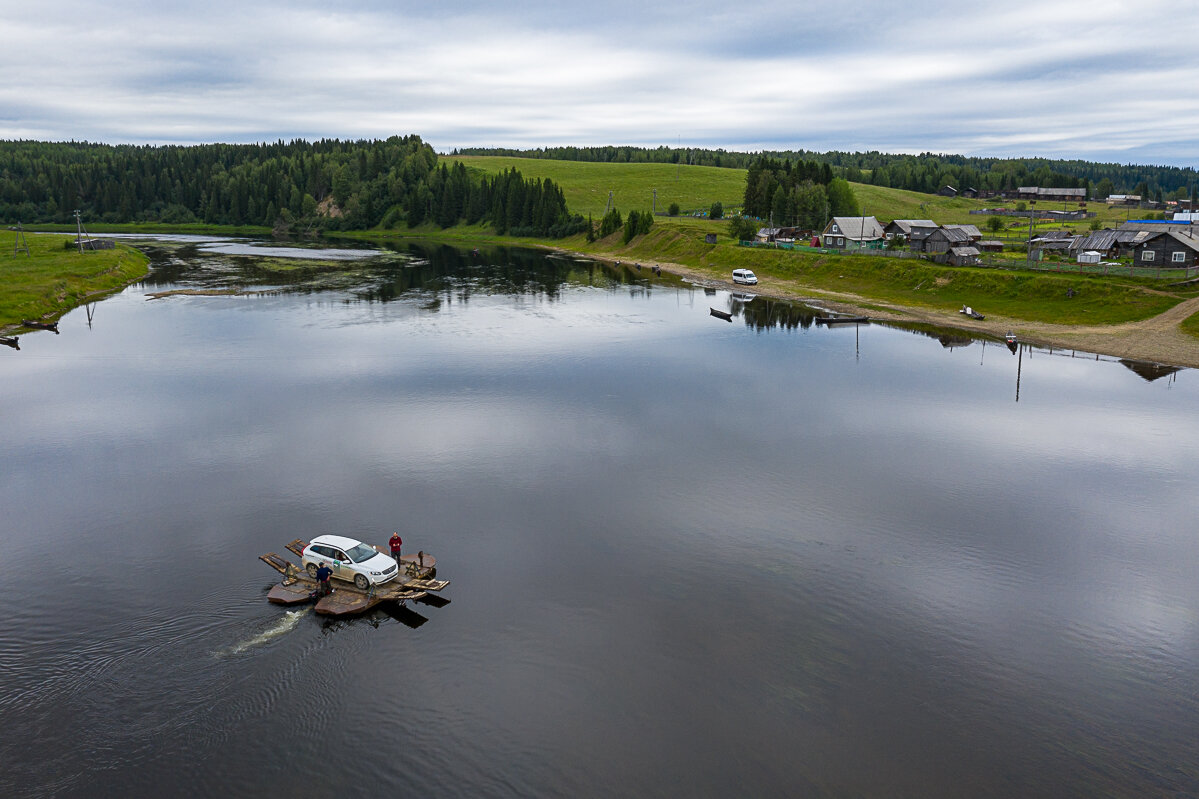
[316,563,333,597]
[389,532,403,566]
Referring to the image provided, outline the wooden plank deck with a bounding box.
[260,542,449,617]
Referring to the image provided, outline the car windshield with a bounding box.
[344,543,377,563]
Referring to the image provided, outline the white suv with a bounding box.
[302,534,400,590]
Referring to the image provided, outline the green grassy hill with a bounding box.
[446,155,1091,230]
[448,155,746,218]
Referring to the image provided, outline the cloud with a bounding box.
[2,0,1198,165]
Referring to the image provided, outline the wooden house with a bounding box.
[821,217,884,249]
[883,219,936,242]
[944,246,981,266]
[915,226,971,254]
[943,224,982,243]
[1016,186,1087,203]
[1073,229,1124,259]
[1131,231,1199,268]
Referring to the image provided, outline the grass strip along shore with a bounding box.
[0,232,150,335]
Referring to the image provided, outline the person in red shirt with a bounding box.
[389,532,403,566]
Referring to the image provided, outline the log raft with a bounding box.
[259,538,449,618]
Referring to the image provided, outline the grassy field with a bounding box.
[448,155,747,218]
[0,231,150,332]
[447,156,1137,238]
[1182,309,1199,339]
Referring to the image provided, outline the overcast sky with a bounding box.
[3,0,1197,166]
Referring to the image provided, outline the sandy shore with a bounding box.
[583,252,1199,369]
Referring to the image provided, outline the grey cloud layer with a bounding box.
[2,0,1196,164]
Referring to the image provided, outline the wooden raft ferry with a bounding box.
[259,538,450,618]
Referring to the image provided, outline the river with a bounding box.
[1,236,1197,797]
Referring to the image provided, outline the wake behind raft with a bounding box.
[259,538,450,617]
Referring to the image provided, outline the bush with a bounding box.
[709,201,724,220]
[728,215,757,242]
[668,202,679,216]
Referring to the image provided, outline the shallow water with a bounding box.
[1,238,1197,797]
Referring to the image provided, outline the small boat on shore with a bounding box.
[710,307,733,321]
[22,319,59,333]
[816,315,868,325]
[1005,331,1018,352]
[959,306,985,320]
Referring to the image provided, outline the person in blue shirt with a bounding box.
[315,563,333,596]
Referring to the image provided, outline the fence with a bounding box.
[738,241,922,258]
[978,258,1199,280]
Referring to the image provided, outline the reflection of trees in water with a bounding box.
[356,242,671,307]
[736,298,818,331]
[136,238,645,303]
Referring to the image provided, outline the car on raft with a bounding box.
[302,534,401,590]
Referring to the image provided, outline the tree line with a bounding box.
[0,136,585,237]
[455,146,1199,200]
[740,157,859,229]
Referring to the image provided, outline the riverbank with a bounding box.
[343,223,1199,369]
[0,232,150,335]
[8,224,1199,368]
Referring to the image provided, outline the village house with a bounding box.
[1131,231,1199,268]
[913,225,971,254]
[1072,229,1126,260]
[942,224,982,243]
[1015,186,1088,203]
[944,246,981,266]
[755,226,802,244]
[883,219,936,242]
[820,217,884,249]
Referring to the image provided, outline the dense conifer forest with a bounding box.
[0,136,584,236]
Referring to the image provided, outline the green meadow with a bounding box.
[449,155,747,218]
[0,232,150,332]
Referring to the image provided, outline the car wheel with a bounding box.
[354,574,370,590]
[306,563,319,578]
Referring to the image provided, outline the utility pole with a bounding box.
[12,222,30,256]
[1026,199,1036,265]
[605,191,613,214]
[74,209,85,253]
[653,188,657,215]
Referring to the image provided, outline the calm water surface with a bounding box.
[2,237,1198,798]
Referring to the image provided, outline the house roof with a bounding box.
[1136,231,1199,252]
[1077,230,1123,251]
[1018,186,1087,197]
[943,224,981,238]
[885,219,936,234]
[930,227,971,243]
[826,216,884,240]
[1118,221,1190,233]
[949,246,980,257]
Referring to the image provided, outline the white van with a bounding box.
[732,269,758,285]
